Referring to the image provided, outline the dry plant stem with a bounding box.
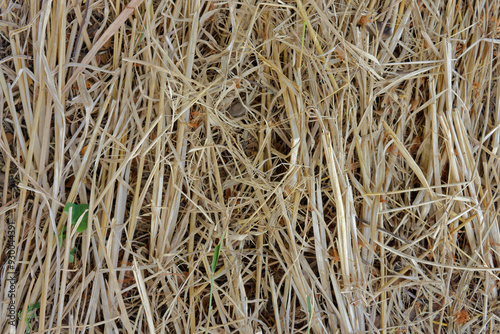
[16,0,64,326]
[63,0,144,92]
[70,0,92,64]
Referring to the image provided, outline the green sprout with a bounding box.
[18,302,40,333]
[205,230,225,334]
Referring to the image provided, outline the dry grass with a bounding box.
[1,0,500,333]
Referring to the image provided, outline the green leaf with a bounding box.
[206,230,226,334]
[211,244,221,273]
[211,231,225,273]
[69,247,76,263]
[27,303,40,312]
[63,203,89,233]
[306,296,312,334]
[58,225,67,246]
[18,303,40,333]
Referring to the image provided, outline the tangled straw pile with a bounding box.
[1,0,500,333]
